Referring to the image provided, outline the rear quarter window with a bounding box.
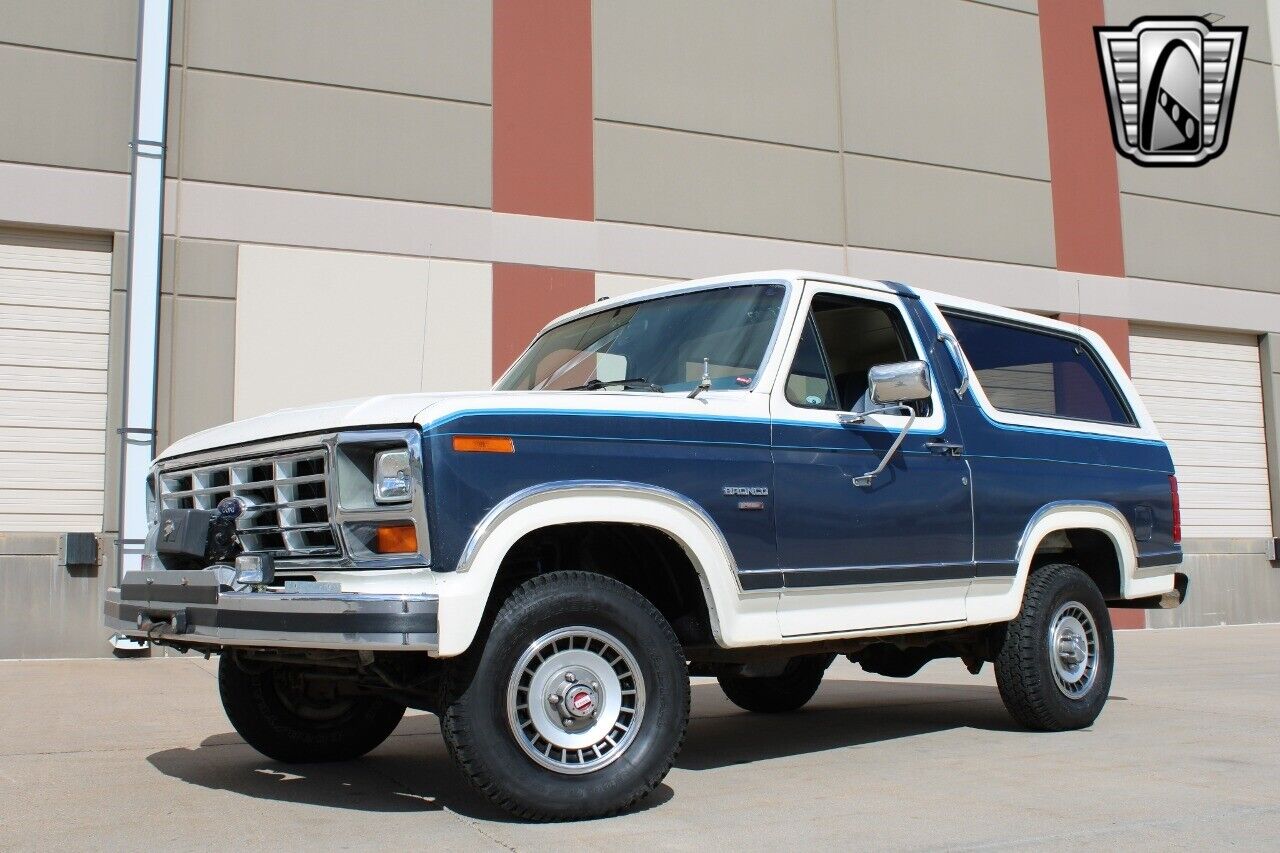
[943,312,1134,426]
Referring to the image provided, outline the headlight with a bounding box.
[373,449,413,503]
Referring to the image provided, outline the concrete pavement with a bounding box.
[2,624,1278,851]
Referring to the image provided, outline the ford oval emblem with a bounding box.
[216,496,246,518]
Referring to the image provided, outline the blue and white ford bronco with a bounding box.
[107,271,1186,819]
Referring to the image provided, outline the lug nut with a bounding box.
[565,673,576,683]
[591,681,599,690]
[548,694,559,704]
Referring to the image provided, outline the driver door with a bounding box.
[770,284,973,636]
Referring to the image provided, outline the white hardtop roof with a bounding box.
[538,270,1089,339]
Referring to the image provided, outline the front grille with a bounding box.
[158,446,339,559]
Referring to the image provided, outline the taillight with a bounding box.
[1169,475,1182,544]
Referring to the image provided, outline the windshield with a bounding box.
[496,283,787,393]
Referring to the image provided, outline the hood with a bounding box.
[157,392,463,461]
[156,387,764,463]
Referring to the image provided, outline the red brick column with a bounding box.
[1038,0,1126,277]
[491,0,595,380]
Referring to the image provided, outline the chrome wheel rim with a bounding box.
[1048,601,1100,699]
[506,626,645,775]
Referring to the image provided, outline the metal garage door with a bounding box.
[1130,324,1273,539]
[0,228,112,532]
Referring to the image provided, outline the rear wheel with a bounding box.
[994,563,1114,731]
[218,655,405,763]
[441,571,689,821]
[717,654,833,713]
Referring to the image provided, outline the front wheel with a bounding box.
[218,655,406,763]
[994,563,1114,731]
[441,571,690,821]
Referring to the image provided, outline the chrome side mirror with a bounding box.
[837,360,931,487]
[869,360,931,406]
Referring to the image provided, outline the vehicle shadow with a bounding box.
[145,679,1022,820]
[678,678,1021,771]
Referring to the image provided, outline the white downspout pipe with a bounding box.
[111,0,173,650]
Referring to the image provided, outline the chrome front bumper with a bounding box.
[104,569,439,652]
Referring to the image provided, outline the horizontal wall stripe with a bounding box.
[2,163,1279,337]
[171,178,1280,334]
[0,161,128,232]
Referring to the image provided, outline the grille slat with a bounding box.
[158,446,339,560]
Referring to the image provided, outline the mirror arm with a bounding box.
[851,404,915,487]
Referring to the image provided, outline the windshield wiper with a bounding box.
[564,377,665,393]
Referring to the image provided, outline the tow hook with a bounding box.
[137,609,189,638]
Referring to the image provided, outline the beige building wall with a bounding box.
[1,2,1278,656]
[233,246,493,420]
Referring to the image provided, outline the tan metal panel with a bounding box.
[1115,63,1280,216]
[593,0,839,149]
[844,154,1056,266]
[1131,324,1273,538]
[0,45,134,173]
[595,123,844,244]
[838,0,1050,180]
[166,297,235,445]
[0,0,138,59]
[0,231,111,532]
[1105,0,1272,65]
[179,71,491,207]
[185,0,491,104]
[1121,194,1280,295]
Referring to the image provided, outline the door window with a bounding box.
[785,294,930,415]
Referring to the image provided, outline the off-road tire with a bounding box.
[440,571,690,821]
[717,654,833,713]
[994,563,1114,731]
[218,654,406,763]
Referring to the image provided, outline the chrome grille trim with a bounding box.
[157,445,339,559]
[150,429,431,570]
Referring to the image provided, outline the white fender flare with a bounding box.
[430,481,747,657]
[968,502,1146,625]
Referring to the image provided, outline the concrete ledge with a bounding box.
[0,532,60,557]
[1181,537,1276,556]
[1148,551,1280,628]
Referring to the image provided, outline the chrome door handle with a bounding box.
[924,441,964,457]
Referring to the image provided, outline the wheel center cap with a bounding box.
[564,685,597,718]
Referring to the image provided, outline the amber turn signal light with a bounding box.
[452,435,515,453]
[374,524,418,554]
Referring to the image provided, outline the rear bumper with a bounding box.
[1112,571,1190,610]
[104,569,439,652]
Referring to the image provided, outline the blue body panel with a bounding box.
[418,295,1180,595]
[770,420,973,587]
[422,411,778,582]
[903,300,1180,572]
